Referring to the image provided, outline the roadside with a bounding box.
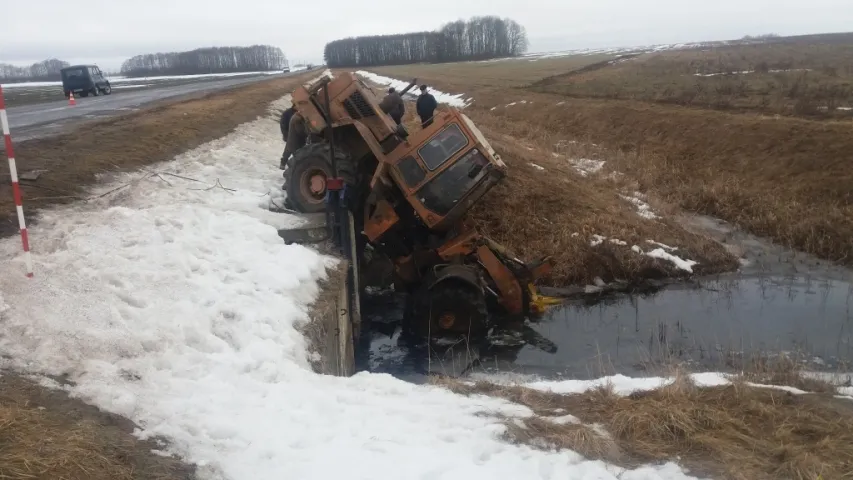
[0,73,318,479]
[0,71,285,108]
[0,373,195,480]
[0,72,316,238]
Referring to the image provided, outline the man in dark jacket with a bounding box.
[416,85,438,128]
[280,110,307,169]
[280,105,297,140]
[379,87,405,125]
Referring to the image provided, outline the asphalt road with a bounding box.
[3,71,306,142]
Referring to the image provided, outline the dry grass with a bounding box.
[530,33,853,117]
[369,54,617,88]
[0,374,194,480]
[437,367,853,480]
[376,55,853,269]
[0,72,318,238]
[384,88,738,286]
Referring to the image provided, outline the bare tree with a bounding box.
[324,16,528,67]
[120,45,287,77]
[0,58,71,82]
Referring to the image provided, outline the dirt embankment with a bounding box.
[0,374,195,480]
[0,73,316,238]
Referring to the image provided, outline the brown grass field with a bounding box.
[532,34,853,116]
[437,364,853,480]
[370,32,853,270]
[0,374,195,480]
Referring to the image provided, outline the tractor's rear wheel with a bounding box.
[404,275,488,340]
[283,143,356,214]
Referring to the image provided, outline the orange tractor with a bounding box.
[278,71,559,340]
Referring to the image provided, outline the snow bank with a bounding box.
[356,70,472,108]
[0,96,703,480]
[483,372,810,397]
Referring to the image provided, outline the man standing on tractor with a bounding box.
[379,87,404,125]
[416,85,438,128]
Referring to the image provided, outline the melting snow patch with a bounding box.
[632,245,697,272]
[529,163,545,171]
[112,84,152,90]
[646,240,677,251]
[590,234,607,246]
[524,372,805,396]
[619,193,658,219]
[609,239,627,246]
[356,71,472,108]
[506,102,517,107]
[556,101,565,106]
[547,414,581,425]
[569,158,605,177]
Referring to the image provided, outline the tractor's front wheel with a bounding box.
[403,273,488,340]
[283,143,356,214]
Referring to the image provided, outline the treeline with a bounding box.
[0,59,70,83]
[324,16,528,67]
[120,45,287,77]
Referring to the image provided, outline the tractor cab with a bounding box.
[385,109,507,232]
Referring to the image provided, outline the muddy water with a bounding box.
[359,214,853,380]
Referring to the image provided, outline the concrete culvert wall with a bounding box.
[301,258,355,376]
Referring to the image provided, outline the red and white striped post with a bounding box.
[0,85,34,277]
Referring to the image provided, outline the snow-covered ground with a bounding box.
[356,71,472,108]
[0,94,713,479]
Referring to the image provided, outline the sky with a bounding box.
[2,0,853,71]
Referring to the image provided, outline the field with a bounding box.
[369,32,853,271]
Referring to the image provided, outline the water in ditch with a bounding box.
[356,215,853,381]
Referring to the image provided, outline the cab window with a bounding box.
[417,123,469,171]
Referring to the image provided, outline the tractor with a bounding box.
[278,71,559,343]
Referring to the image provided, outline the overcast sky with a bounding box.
[3,0,852,71]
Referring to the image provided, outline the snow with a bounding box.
[646,240,677,251]
[529,163,546,171]
[523,372,810,397]
[590,234,607,246]
[0,95,705,480]
[619,193,659,219]
[112,84,152,90]
[631,245,698,273]
[356,71,472,108]
[568,158,605,177]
